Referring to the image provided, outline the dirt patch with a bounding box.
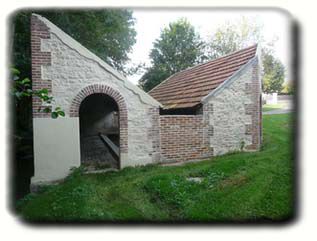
[219,175,248,189]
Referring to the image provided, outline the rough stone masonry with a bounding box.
[30,14,262,186]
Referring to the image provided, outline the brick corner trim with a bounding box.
[31,15,52,118]
[70,84,128,154]
[245,61,262,151]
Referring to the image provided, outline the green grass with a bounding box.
[16,114,294,222]
[262,103,285,112]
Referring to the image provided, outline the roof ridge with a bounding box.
[162,53,255,85]
[176,44,258,75]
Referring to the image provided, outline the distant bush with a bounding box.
[281,81,295,95]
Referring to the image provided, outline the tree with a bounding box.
[139,18,205,92]
[207,17,264,59]
[282,81,295,95]
[206,17,285,93]
[11,10,137,78]
[262,49,285,93]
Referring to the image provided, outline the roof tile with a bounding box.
[149,45,257,109]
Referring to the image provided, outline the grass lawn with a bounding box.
[262,103,285,112]
[16,114,294,223]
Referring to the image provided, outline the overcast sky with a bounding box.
[126,9,291,85]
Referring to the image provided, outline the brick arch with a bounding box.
[70,84,128,155]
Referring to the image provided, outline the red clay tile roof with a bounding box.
[149,45,257,109]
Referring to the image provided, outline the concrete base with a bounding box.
[31,117,81,185]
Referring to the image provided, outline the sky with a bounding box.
[126,9,291,85]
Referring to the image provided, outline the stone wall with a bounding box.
[33,14,161,167]
[160,58,262,162]
[158,58,261,162]
[203,58,262,155]
[31,14,161,184]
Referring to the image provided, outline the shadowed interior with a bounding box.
[79,93,120,169]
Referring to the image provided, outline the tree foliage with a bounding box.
[11,9,137,78]
[206,18,285,93]
[262,49,285,93]
[206,17,264,59]
[11,67,65,119]
[139,18,206,92]
[282,81,295,95]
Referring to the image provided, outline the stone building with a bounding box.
[149,44,262,161]
[31,14,262,186]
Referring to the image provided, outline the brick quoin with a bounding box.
[148,107,161,162]
[245,60,262,150]
[69,84,128,154]
[31,15,52,118]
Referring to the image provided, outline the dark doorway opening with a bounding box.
[79,94,120,169]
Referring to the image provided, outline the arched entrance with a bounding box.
[79,93,119,168]
[70,84,128,169]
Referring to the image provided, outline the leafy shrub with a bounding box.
[11,67,65,118]
[202,171,225,188]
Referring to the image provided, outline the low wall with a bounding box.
[159,115,212,163]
